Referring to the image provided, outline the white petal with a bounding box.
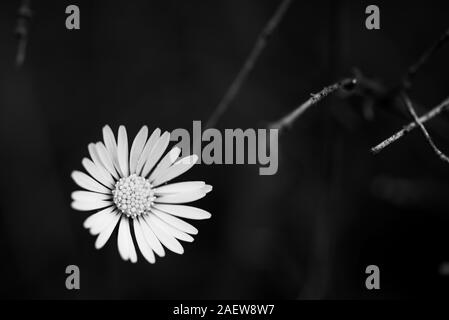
[125,219,138,263]
[155,188,209,204]
[117,126,129,177]
[154,181,205,195]
[71,200,112,211]
[133,218,156,264]
[117,217,130,261]
[129,126,148,174]
[150,215,194,242]
[117,217,137,263]
[141,131,171,177]
[72,190,111,202]
[152,155,198,186]
[71,170,111,194]
[95,213,121,249]
[153,204,212,220]
[138,217,165,257]
[88,143,105,170]
[83,206,115,229]
[82,158,114,188]
[95,142,119,179]
[136,128,161,175]
[202,185,213,193]
[85,208,118,235]
[149,147,181,183]
[102,125,121,175]
[151,208,198,235]
[144,214,184,254]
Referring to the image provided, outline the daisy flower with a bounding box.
[71,125,212,264]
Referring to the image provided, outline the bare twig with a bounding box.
[205,0,293,128]
[349,28,449,124]
[369,26,449,155]
[371,96,449,154]
[15,0,32,67]
[401,93,449,163]
[401,27,449,89]
[268,78,356,131]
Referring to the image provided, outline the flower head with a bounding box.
[71,125,212,264]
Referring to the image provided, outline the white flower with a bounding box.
[71,125,212,264]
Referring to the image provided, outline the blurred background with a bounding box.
[1,0,449,299]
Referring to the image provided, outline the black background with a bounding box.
[1,0,449,299]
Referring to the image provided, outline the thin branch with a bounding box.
[14,0,32,67]
[401,27,449,89]
[349,28,449,130]
[371,95,449,154]
[401,93,449,163]
[205,0,293,128]
[268,78,356,131]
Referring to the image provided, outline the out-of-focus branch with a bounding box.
[401,27,449,89]
[350,27,449,118]
[371,96,449,154]
[205,0,293,128]
[268,78,356,131]
[402,93,449,163]
[15,0,32,67]
[366,26,449,155]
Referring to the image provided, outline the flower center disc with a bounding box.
[112,174,154,218]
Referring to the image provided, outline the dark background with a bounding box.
[1,0,449,299]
